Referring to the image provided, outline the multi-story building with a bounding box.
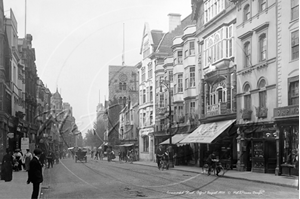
[108,65,138,147]
[61,102,76,149]
[118,101,139,145]
[0,0,14,160]
[18,34,39,149]
[181,0,237,167]
[50,89,63,152]
[5,9,25,122]
[234,0,278,174]
[273,0,299,176]
[138,25,160,161]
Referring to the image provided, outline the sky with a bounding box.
[3,0,192,137]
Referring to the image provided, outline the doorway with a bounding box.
[265,140,276,173]
[245,141,252,171]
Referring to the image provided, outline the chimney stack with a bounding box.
[168,13,181,32]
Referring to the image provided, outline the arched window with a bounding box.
[119,82,122,90]
[243,83,251,110]
[258,79,267,108]
[244,41,251,67]
[259,0,267,12]
[259,34,267,61]
[244,4,250,22]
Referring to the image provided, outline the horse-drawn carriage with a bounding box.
[74,147,87,163]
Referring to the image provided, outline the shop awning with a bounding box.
[180,119,236,144]
[160,134,188,145]
[119,143,134,147]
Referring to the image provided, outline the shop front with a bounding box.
[237,122,277,173]
[139,127,154,161]
[274,105,299,176]
[180,119,237,168]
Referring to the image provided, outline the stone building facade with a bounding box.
[108,65,138,146]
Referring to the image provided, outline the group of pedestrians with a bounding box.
[1,148,44,199]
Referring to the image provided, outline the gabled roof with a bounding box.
[140,23,164,54]
[156,14,195,55]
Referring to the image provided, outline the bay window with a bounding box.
[190,67,195,87]
[203,25,233,68]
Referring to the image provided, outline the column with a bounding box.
[236,127,245,171]
[275,124,281,175]
[227,71,231,110]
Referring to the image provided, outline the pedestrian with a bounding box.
[27,148,43,199]
[94,150,98,160]
[156,144,165,170]
[46,151,54,168]
[13,149,22,171]
[1,148,13,182]
[24,149,33,171]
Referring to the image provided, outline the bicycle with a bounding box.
[206,159,228,176]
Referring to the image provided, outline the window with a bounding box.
[178,51,183,64]
[178,74,183,92]
[159,94,164,107]
[143,113,146,125]
[203,25,233,67]
[142,67,145,82]
[258,79,266,108]
[143,136,149,152]
[189,41,195,55]
[150,86,153,102]
[291,0,299,21]
[119,82,122,90]
[289,80,299,105]
[259,0,266,12]
[204,0,225,24]
[259,34,267,61]
[291,30,299,60]
[190,67,195,87]
[185,78,189,89]
[244,84,251,110]
[190,102,195,114]
[150,111,153,125]
[143,89,146,103]
[169,71,173,82]
[244,4,250,22]
[148,62,153,79]
[244,42,251,67]
[123,83,126,90]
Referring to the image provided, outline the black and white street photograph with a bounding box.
[0,0,299,198]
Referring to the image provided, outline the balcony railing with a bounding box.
[206,102,232,117]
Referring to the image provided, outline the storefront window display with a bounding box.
[283,126,299,166]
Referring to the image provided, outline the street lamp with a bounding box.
[160,79,173,167]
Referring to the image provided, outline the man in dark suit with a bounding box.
[27,148,43,199]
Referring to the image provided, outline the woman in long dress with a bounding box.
[24,149,33,171]
[1,148,13,182]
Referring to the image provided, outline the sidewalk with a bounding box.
[0,170,32,199]
[0,168,45,199]
[132,160,299,189]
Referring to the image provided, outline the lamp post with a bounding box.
[160,79,173,167]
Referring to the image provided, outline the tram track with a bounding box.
[81,159,222,199]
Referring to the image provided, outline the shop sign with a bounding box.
[21,137,29,150]
[140,128,154,136]
[274,105,299,118]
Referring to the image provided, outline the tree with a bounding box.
[84,116,106,148]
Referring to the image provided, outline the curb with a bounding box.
[133,162,298,189]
